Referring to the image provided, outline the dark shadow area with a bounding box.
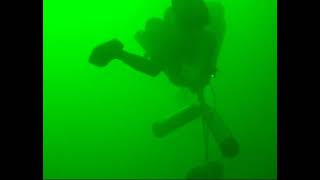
[186,161,224,179]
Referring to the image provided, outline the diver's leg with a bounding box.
[201,104,240,158]
[118,51,162,77]
[152,104,202,138]
[197,91,240,158]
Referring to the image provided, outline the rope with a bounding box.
[197,90,210,179]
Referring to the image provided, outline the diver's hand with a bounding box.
[89,39,124,67]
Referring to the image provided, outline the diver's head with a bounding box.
[171,0,209,29]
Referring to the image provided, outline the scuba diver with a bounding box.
[89,0,239,179]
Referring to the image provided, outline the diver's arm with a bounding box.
[118,51,163,77]
[89,39,162,77]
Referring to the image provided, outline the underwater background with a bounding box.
[43,0,277,179]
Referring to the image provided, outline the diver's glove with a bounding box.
[89,39,124,67]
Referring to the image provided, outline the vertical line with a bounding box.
[197,89,210,178]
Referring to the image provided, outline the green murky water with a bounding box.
[44,0,277,179]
